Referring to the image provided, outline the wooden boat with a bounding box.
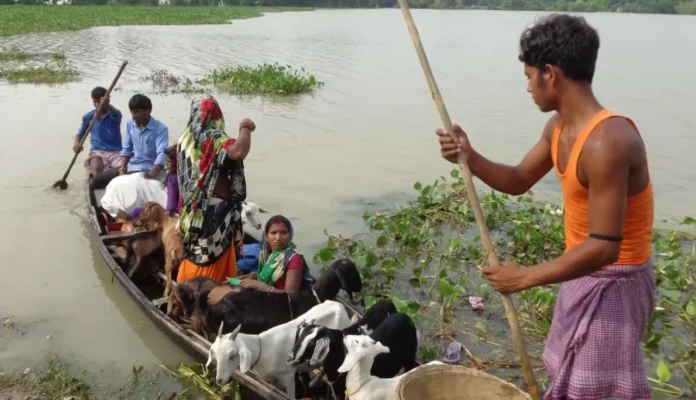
[85,176,362,400]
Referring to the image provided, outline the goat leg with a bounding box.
[128,256,143,279]
[308,368,326,388]
[163,251,174,298]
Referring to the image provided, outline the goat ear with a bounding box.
[238,342,253,373]
[333,262,354,301]
[218,321,225,338]
[337,352,360,374]
[259,207,268,214]
[310,337,331,365]
[231,324,241,339]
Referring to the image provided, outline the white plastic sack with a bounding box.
[101,173,167,218]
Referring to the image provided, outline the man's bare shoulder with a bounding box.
[540,113,562,141]
[584,117,642,160]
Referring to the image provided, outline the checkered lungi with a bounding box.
[543,259,655,399]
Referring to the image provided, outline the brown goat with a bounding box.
[129,202,183,300]
[169,276,236,336]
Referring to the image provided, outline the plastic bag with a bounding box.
[101,173,167,218]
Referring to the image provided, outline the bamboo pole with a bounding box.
[394,2,540,398]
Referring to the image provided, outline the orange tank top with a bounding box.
[551,109,654,266]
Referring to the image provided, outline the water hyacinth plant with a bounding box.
[0,47,78,85]
[313,169,696,396]
[201,63,324,95]
[141,63,324,96]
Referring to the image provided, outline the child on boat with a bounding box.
[163,145,180,216]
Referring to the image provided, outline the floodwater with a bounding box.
[0,8,695,383]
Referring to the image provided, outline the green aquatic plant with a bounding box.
[201,63,324,95]
[0,64,79,84]
[0,47,78,85]
[161,362,241,400]
[314,169,696,396]
[0,47,34,61]
[141,64,324,96]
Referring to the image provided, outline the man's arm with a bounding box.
[74,114,89,153]
[108,104,121,117]
[520,119,633,288]
[148,124,169,178]
[439,115,557,195]
[120,121,134,173]
[226,119,255,161]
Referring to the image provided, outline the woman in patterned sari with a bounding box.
[176,95,256,283]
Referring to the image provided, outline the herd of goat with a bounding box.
[207,296,442,400]
[107,201,442,399]
[168,256,439,400]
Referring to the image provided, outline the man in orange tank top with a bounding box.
[437,14,654,400]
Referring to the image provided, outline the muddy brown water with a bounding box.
[0,8,694,388]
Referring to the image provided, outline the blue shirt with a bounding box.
[76,109,122,151]
[120,117,169,173]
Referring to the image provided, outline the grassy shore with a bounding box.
[0,352,232,400]
[0,5,312,37]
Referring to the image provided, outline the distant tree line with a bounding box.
[2,0,695,16]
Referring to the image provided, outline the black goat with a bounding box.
[287,308,418,399]
[196,258,362,335]
[343,299,397,336]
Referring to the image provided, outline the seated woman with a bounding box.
[238,215,313,294]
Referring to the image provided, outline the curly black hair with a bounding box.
[518,14,600,84]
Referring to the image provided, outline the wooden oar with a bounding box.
[394,2,540,398]
[53,60,128,191]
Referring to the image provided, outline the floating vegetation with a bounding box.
[0,5,313,37]
[202,63,324,95]
[0,47,78,85]
[161,362,241,400]
[0,46,66,62]
[0,46,34,62]
[0,64,79,85]
[139,69,207,95]
[314,169,696,396]
[141,63,324,96]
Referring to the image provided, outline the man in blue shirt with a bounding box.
[74,86,122,175]
[119,94,169,182]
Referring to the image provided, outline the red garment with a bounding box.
[274,254,305,290]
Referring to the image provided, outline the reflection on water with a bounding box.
[0,9,695,380]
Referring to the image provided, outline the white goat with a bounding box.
[337,335,444,400]
[241,201,265,231]
[207,300,352,397]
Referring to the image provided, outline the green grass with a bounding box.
[0,5,313,37]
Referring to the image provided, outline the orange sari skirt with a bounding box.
[176,246,238,283]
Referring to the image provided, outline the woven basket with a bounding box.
[396,364,532,400]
